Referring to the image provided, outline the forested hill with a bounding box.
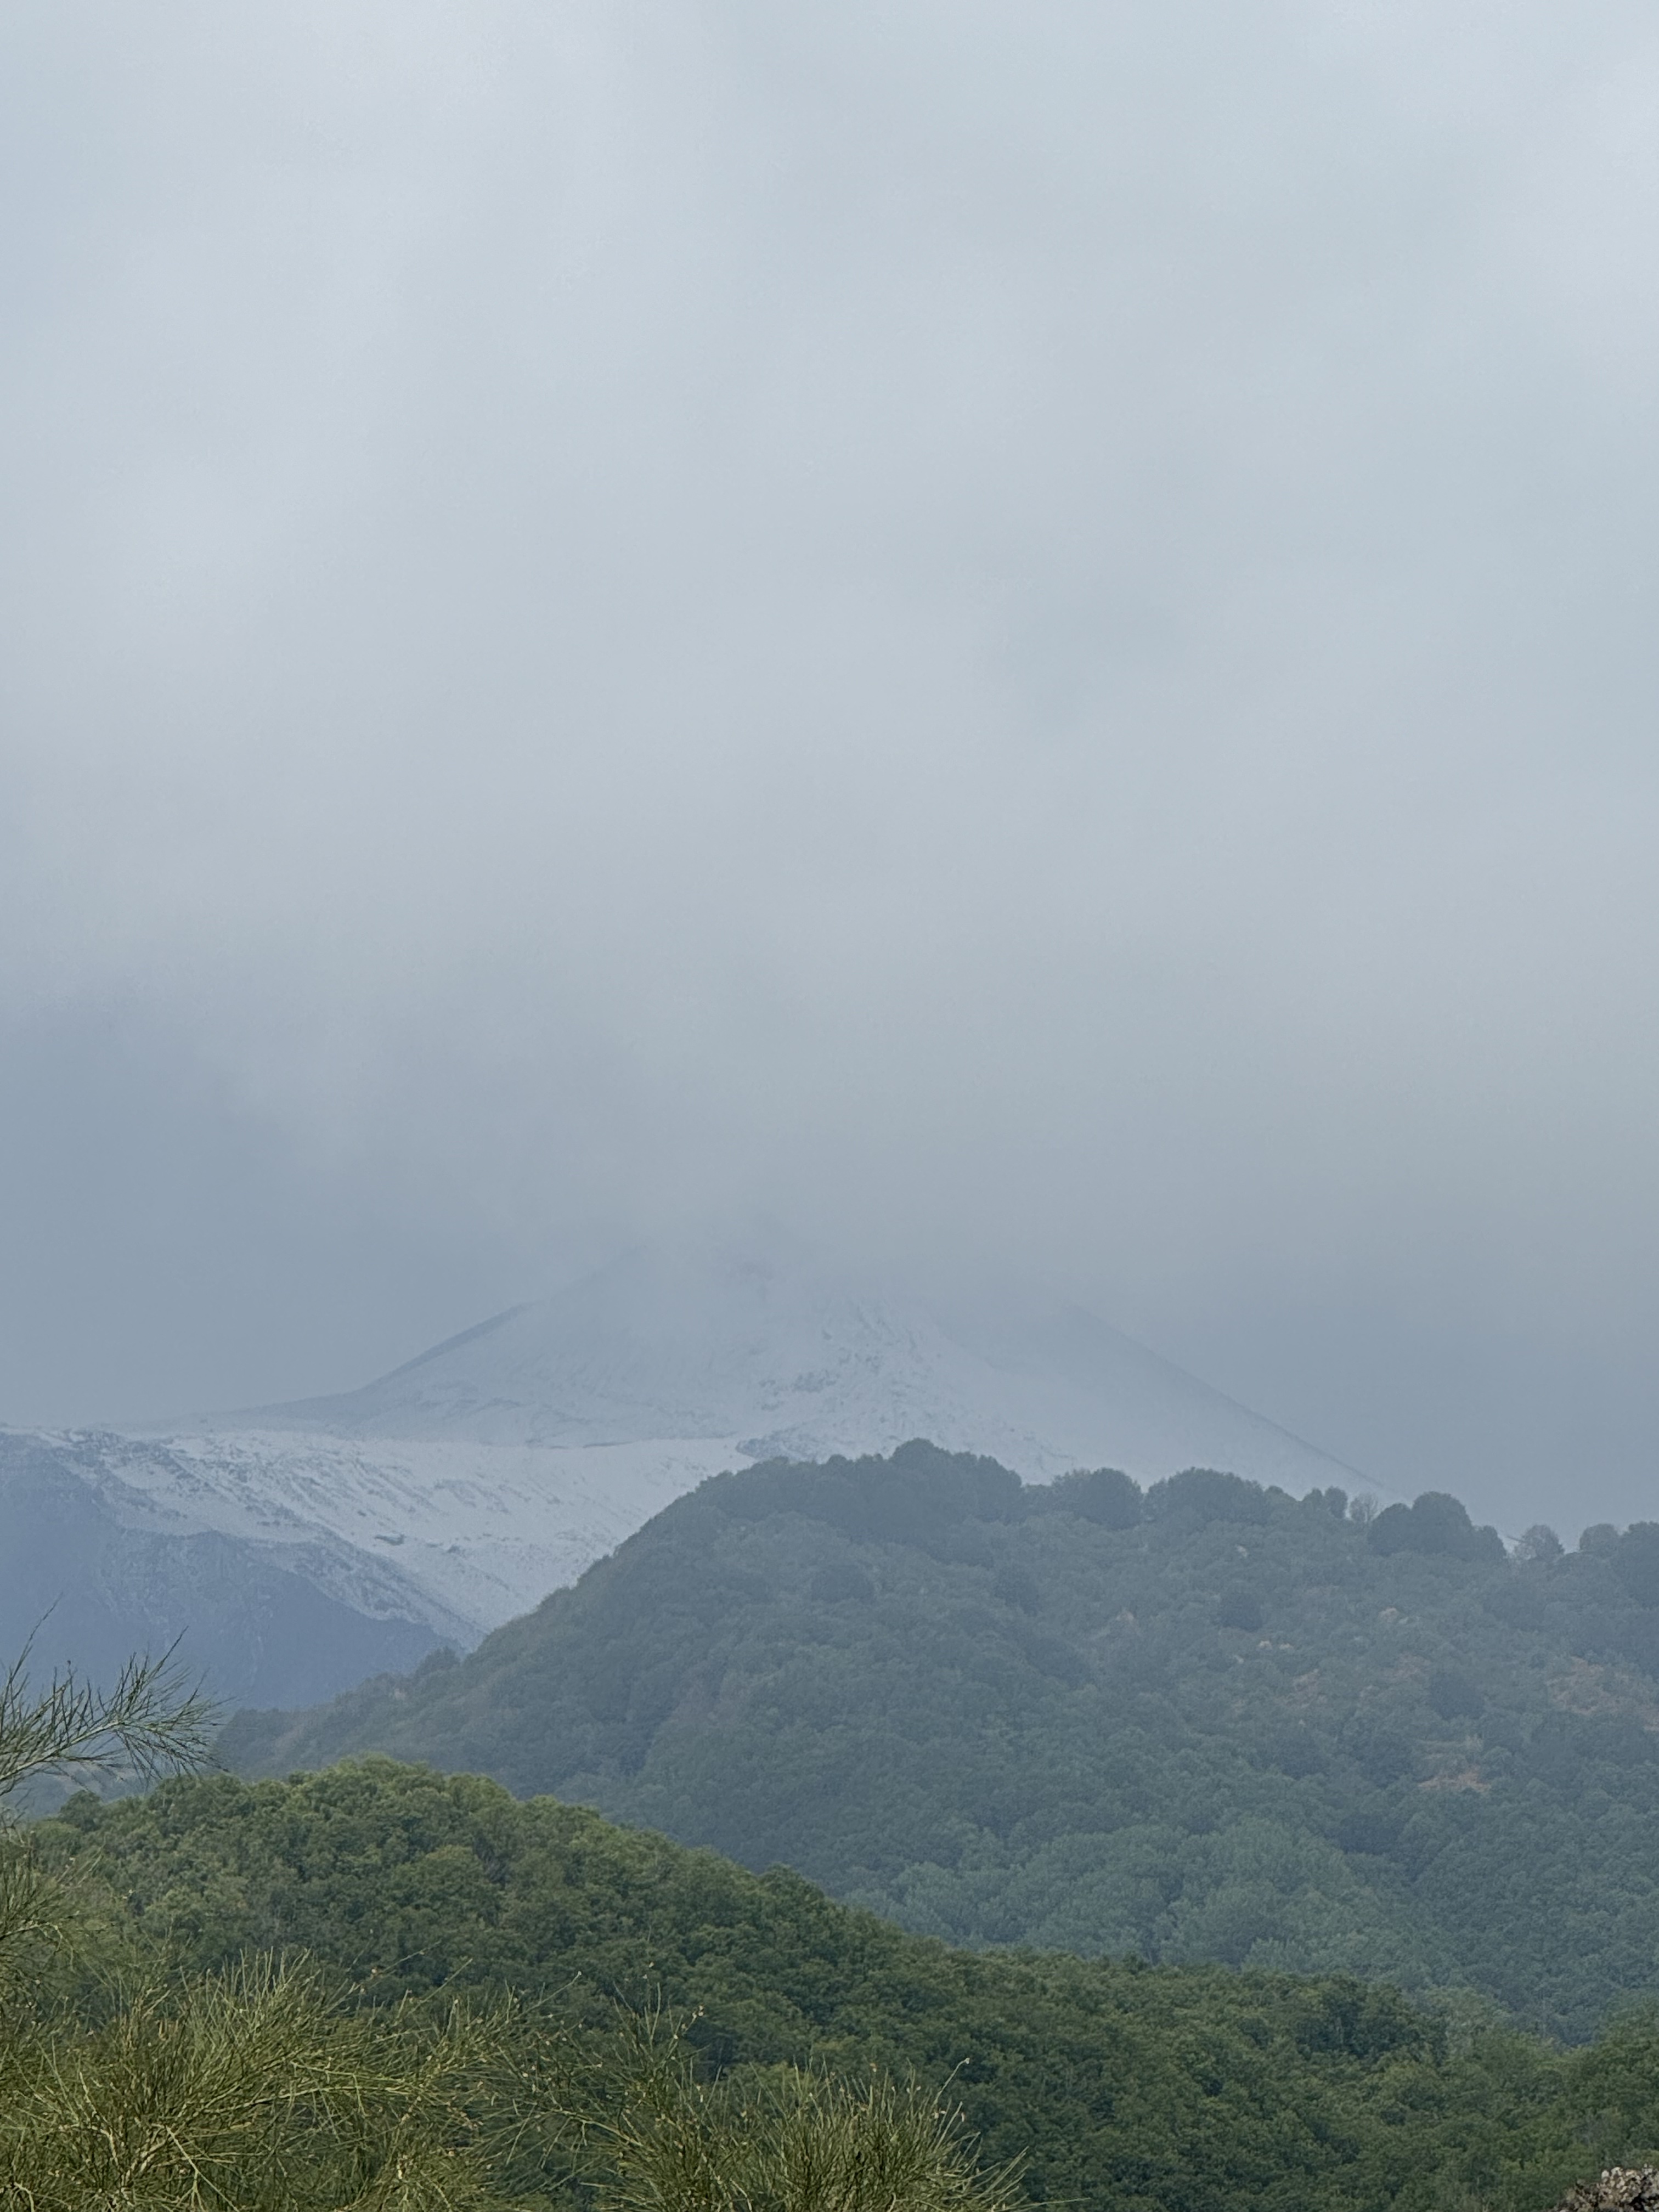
[40,1758,1659,2212]
[227,1443,1659,2039]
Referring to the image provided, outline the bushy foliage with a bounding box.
[225,1445,1659,2040]
[0,1652,540,2209]
[554,2012,1022,2212]
[0,1956,522,2211]
[1368,1493,1505,1564]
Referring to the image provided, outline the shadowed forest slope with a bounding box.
[225,1444,1659,2039]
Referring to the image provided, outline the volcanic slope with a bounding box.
[1,1234,1356,1702]
[230,1442,1659,2041]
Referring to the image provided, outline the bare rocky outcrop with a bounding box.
[1553,2170,1659,2211]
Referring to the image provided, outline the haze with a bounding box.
[4,2,1658,1537]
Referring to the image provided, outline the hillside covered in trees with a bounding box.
[227,1443,1659,2040]
[41,1757,1659,2212]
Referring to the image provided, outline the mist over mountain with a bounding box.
[239,1233,1356,1486]
[0,1235,1356,1705]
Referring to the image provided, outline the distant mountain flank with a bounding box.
[1,1234,1359,1705]
[0,1428,443,1705]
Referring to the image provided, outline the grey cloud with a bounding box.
[4,2,1659,1531]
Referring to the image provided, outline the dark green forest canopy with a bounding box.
[224,1444,1659,2039]
[37,1759,1659,2212]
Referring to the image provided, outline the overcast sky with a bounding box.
[4,2,1659,1534]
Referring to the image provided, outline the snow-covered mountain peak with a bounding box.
[228,1233,1355,1493]
[8,1237,1363,1696]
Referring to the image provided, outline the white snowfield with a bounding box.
[41,1426,738,1647]
[29,1238,1362,1649]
